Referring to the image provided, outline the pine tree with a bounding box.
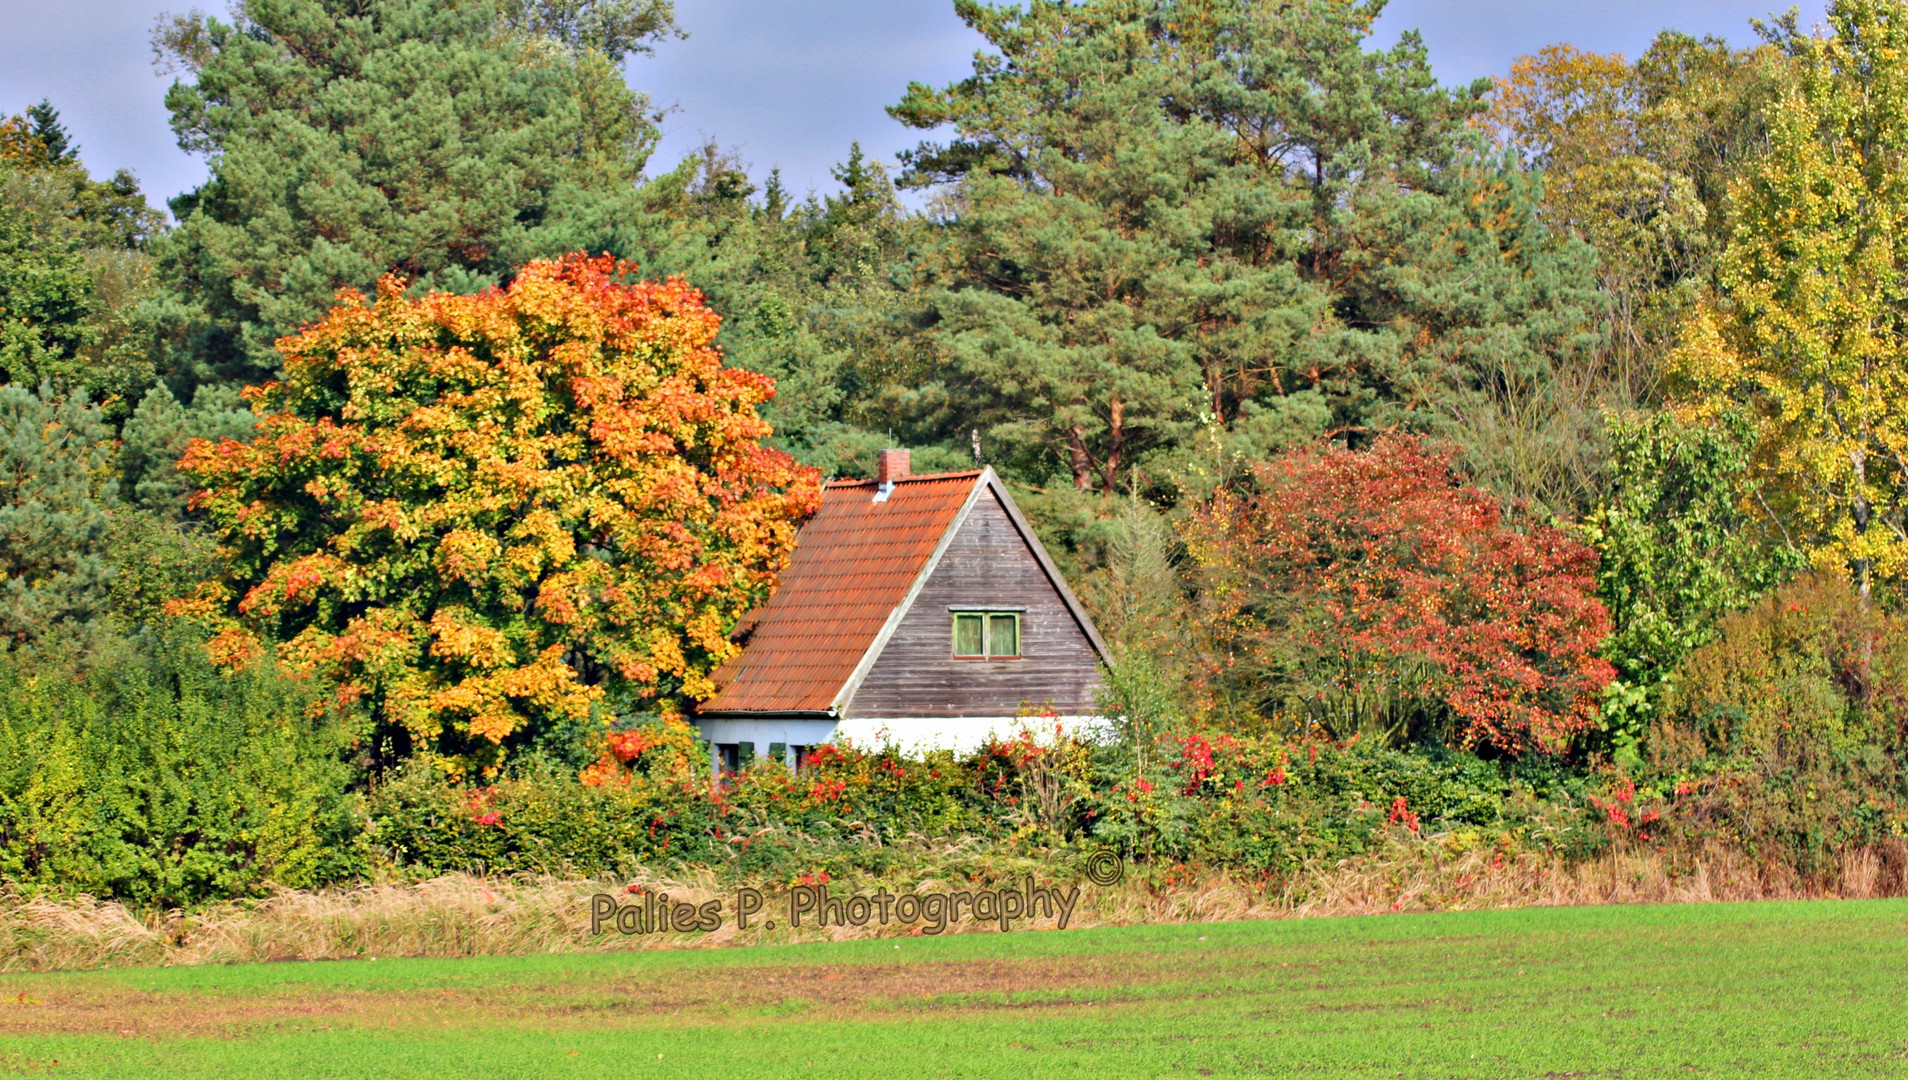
[0,384,118,642]
[152,0,678,381]
[892,0,1604,510]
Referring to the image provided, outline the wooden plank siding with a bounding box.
[845,489,1103,718]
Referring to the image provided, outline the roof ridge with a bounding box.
[824,468,985,488]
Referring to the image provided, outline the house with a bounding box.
[693,450,1111,768]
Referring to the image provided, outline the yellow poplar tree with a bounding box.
[1670,0,1908,602]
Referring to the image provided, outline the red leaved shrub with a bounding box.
[1183,436,1614,754]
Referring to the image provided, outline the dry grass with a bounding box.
[6,835,1905,973]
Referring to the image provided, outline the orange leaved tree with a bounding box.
[180,254,820,774]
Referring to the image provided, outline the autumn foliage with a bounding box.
[1184,437,1615,754]
[178,254,820,773]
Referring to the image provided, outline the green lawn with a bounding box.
[2,899,1904,1078]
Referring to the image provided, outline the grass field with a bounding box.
[1,899,1904,1078]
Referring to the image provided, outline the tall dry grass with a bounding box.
[6,835,1905,972]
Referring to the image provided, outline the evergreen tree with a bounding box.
[497,0,679,58]
[892,0,1605,513]
[119,382,256,518]
[0,384,119,643]
[152,0,678,382]
[535,143,936,477]
[0,99,79,169]
[24,100,75,166]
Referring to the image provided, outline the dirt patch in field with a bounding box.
[0,953,1176,1040]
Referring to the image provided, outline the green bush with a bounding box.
[1081,732,1603,872]
[1586,409,1798,752]
[0,626,368,905]
[1639,577,1908,870]
[366,760,716,876]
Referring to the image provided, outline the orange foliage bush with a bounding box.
[1184,436,1614,754]
[179,254,819,773]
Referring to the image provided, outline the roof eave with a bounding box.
[693,708,838,721]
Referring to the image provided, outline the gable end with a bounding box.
[840,476,1108,719]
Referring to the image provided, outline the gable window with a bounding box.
[952,610,1021,659]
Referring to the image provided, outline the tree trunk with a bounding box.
[1068,426,1093,491]
[1100,398,1124,494]
[1852,445,1872,607]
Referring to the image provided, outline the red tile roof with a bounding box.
[698,470,984,715]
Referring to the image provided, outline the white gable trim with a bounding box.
[828,473,993,713]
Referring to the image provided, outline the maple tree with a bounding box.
[179,254,820,774]
[1183,437,1614,754]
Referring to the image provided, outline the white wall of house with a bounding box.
[692,713,1111,767]
[837,714,1109,754]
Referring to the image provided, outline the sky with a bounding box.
[0,0,1832,215]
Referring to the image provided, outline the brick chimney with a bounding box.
[877,449,910,484]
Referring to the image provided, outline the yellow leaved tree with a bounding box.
[178,254,820,775]
[1670,0,1908,603]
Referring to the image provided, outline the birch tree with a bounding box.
[1671,0,1908,602]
